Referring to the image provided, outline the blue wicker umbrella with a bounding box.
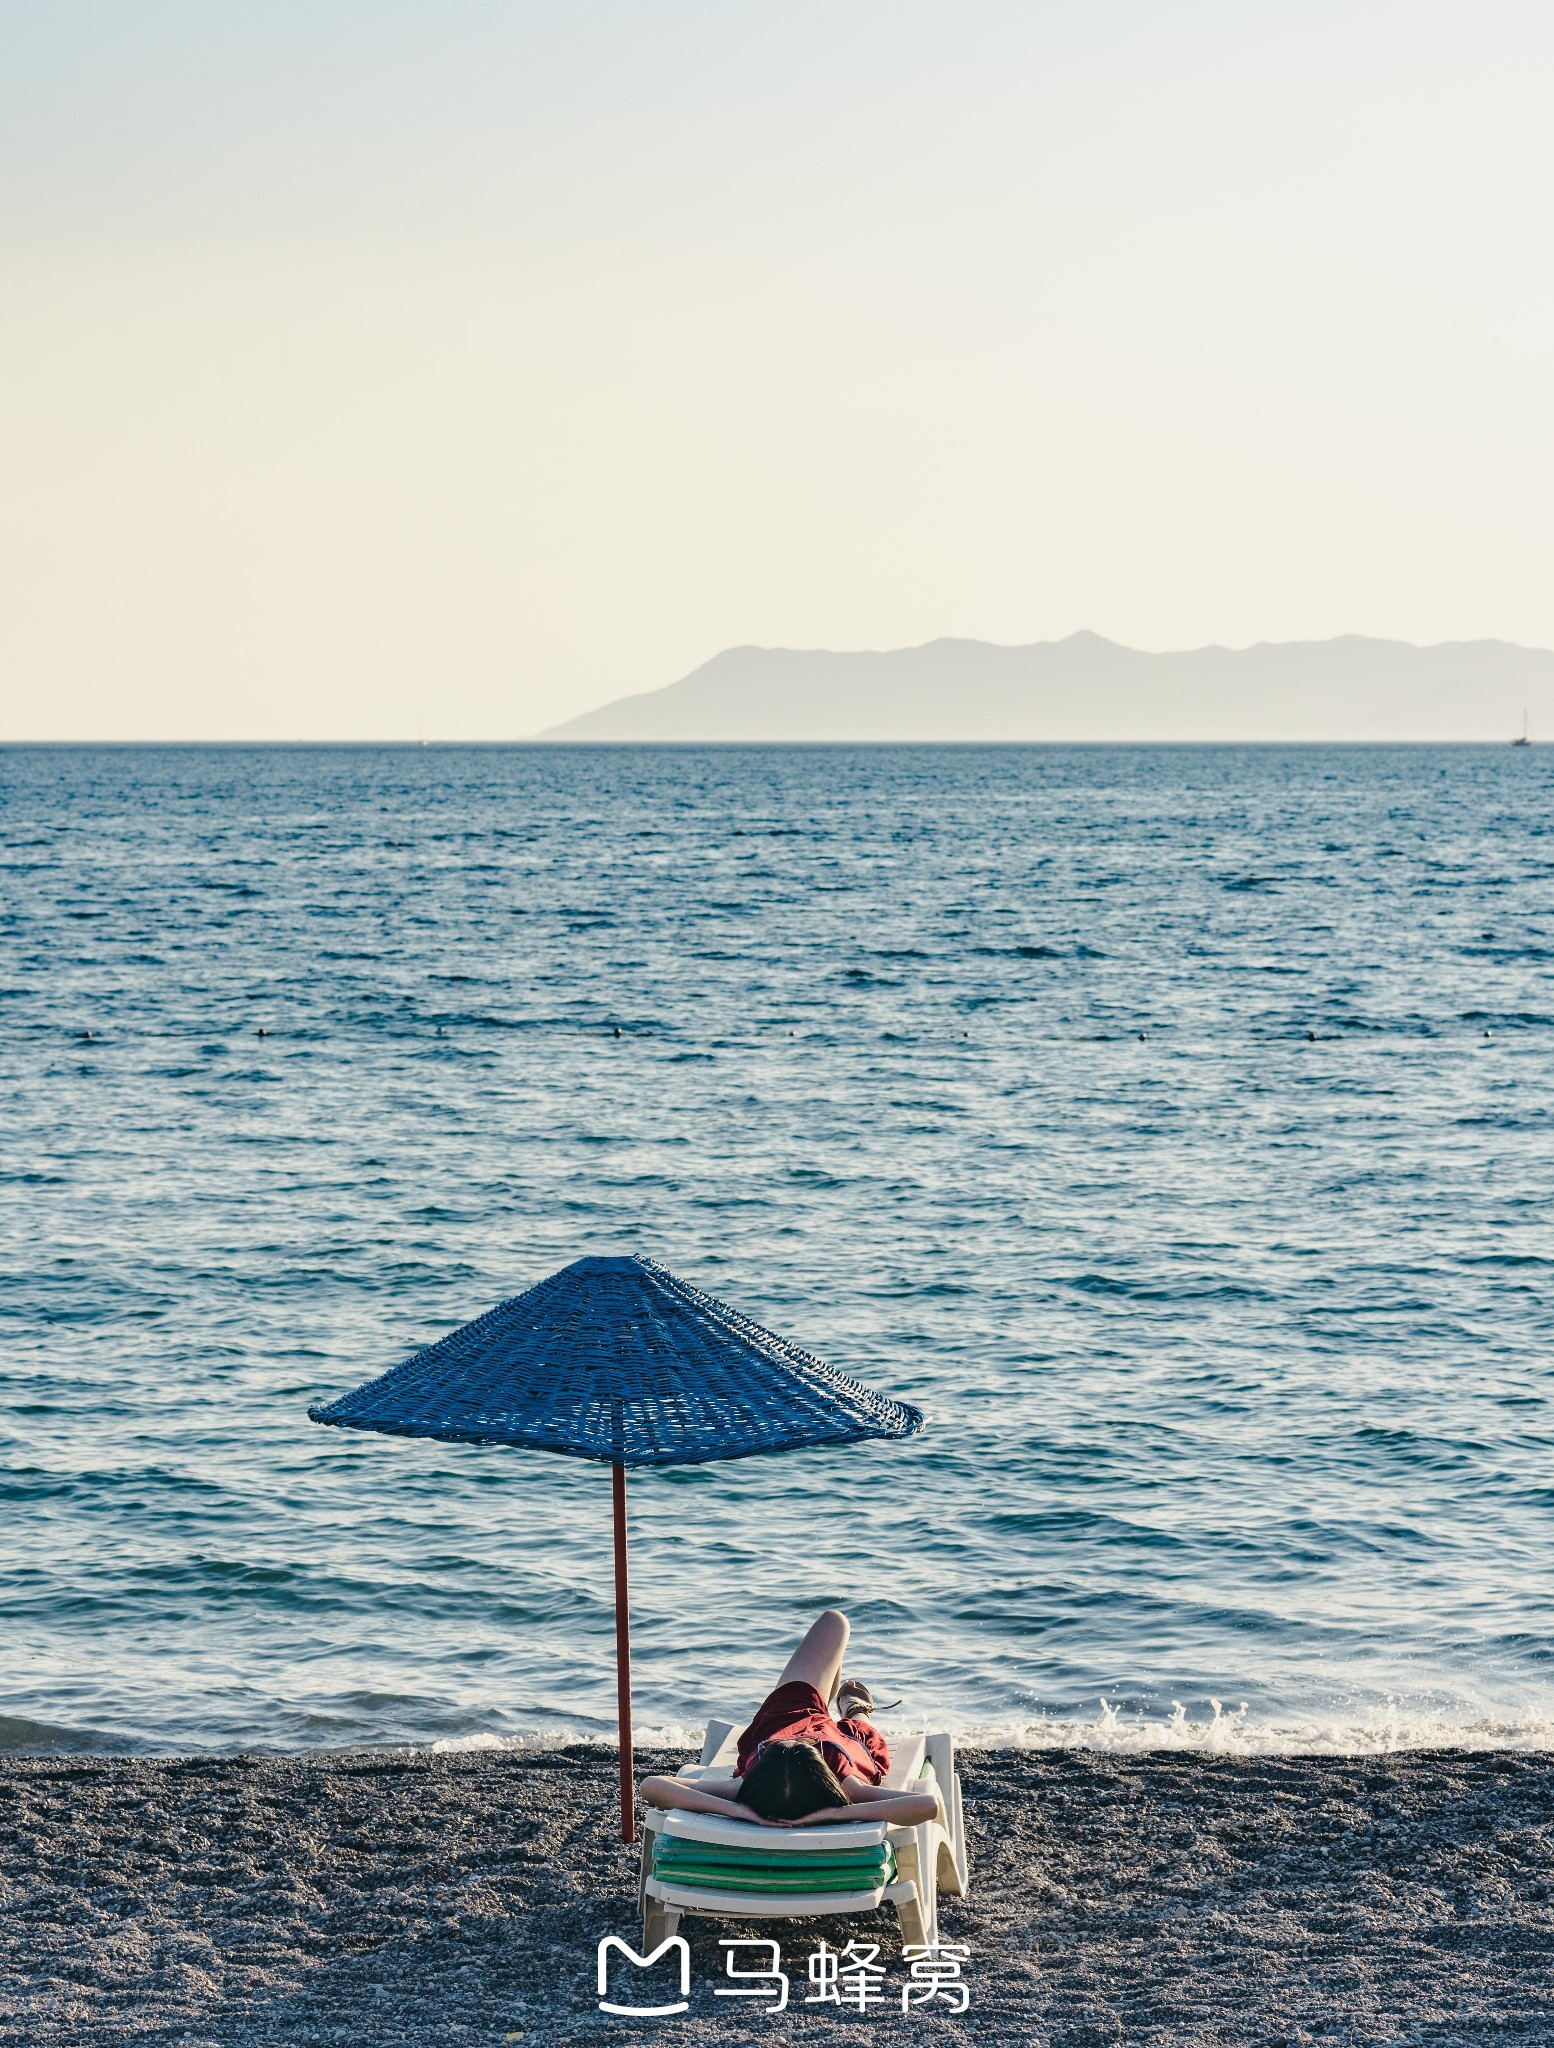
[309,1254,923,1839]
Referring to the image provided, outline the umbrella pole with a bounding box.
[611,1461,635,1844]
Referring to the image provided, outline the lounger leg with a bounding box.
[893,1881,930,1948]
[638,1831,680,1946]
[642,1896,681,1949]
[922,1822,940,1946]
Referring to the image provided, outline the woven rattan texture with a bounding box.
[308,1255,924,1467]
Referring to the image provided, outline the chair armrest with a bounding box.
[924,1732,969,1895]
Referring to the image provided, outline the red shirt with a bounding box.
[733,1680,891,1785]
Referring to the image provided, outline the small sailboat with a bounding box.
[1511,710,1532,747]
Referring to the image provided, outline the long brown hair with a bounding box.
[736,1739,851,1822]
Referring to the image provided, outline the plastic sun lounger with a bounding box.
[639,1718,970,1950]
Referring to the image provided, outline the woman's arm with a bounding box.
[767,1788,942,1828]
[638,1774,760,1822]
[636,1775,944,1831]
[840,1781,945,1826]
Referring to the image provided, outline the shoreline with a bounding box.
[13,1697,1554,1766]
[3,1746,1552,2045]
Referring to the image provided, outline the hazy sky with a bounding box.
[3,1,1551,739]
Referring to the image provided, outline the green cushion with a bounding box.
[653,1862,893,1895]
[654,1843,890,1875]
[652,1838,896,1895]
[655,1856,892,1883]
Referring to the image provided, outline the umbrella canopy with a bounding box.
[308,1254,923,1839]
[308,1253,922,1464]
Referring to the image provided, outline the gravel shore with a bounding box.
[2,1746,1551,2046]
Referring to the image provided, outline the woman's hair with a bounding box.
[736,1740,851,1822]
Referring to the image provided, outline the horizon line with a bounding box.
[1,737,1540,750]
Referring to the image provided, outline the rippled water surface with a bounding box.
[3,743,1553,1755]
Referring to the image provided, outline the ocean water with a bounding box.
[2,742,1553,1760]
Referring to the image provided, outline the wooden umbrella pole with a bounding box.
[612,1461,636,1844]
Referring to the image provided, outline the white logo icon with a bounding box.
[596,1933,691,2016]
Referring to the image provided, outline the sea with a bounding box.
[3,742,1552,1760]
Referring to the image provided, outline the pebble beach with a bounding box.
[4,1745,1552,2046]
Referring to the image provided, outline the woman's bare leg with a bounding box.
[775,1609,850,1703]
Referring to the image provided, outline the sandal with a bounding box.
[835,1680,902,1719]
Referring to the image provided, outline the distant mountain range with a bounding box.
[534,634,1553,742]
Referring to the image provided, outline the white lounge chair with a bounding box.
[639,1719,970,1950]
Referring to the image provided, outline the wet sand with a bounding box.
[2,1746,1551,2046]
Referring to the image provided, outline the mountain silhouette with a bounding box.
[534,633,1554,742]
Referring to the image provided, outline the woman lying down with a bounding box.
[640,1609,946,1830]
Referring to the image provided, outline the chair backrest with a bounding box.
[698,1717,927,1784]
[698,1717,740,1769]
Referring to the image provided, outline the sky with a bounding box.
[2,0,1551,740]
